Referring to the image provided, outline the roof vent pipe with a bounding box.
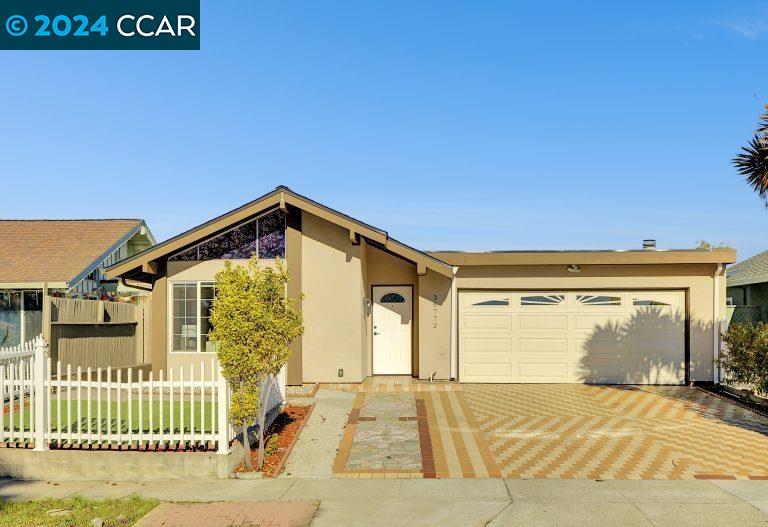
[642,239,656,250]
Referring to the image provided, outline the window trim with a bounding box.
[168,207,286,262]
[168,280,217,354]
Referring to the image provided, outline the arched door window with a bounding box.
[380,292,405,303]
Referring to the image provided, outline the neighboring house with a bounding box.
[726,249,768,323]
[0,219,155,346]
[107,186,735,386]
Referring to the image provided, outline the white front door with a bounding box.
[372,285,412,375]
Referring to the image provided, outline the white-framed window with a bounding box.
[169,281,217,353]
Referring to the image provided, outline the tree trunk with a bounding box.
[256,374,267,471]
[241,422,254,471]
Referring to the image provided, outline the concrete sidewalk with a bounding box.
[2,478,768,526]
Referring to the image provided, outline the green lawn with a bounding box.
[0,495,158,527]
[2,399,217,439]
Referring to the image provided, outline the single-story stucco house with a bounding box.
[106,186,735,386]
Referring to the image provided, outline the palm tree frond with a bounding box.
[733,134,768,199]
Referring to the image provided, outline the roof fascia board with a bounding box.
[428,250,737,266]
[69,220,144,289]
[283,194,387,244]
[107,193,283,277]
[727,274,768,287]
[0,282,68,289]
[385,239,453,277]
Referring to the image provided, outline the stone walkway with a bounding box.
[346,394,423,473]
[332,391,497,478]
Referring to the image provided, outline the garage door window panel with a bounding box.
[520,294,565,306]
[576,295,622,307]
[472,298,509,306]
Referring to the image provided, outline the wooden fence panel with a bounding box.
[46,298,148,371]
[50,298,101,323]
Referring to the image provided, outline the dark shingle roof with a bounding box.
[727,250,768,287]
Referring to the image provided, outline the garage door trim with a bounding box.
[456,288,690,384]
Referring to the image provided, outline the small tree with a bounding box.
[209,256,303,470]
[718,322,768,395]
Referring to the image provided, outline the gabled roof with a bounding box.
[0,219,148,288]
[106,186,454,279]
[727,250,768,287]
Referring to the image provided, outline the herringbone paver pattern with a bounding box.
[463,384,768,480]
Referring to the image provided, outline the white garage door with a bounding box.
[458,290,685,384]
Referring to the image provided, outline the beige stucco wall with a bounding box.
[363,242,420,377]
[455,263,724,382]
[418,269,452,380]
[150,271,167,374]
[300,213,366,382]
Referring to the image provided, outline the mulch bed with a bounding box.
[699,385,768,419]
[234,403,314,477]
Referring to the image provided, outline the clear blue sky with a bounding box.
[1,1,767,260]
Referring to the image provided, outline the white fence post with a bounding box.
[216,365,229,455]
[33,336,48,451]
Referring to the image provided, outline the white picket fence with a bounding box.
[0,338,36,445]
[0,337,286,452]
[0,337,36,367]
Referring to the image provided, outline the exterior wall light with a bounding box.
[567,264,581,273]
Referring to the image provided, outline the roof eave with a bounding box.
[428,249,737,266]
[107,187,450,279]
[69,220,145,289]
[727,274,768,287]
[0,281,68,290]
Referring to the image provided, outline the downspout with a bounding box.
[450,266,458,380]
[713,263,723,384]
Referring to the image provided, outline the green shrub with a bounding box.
[264,433,279,456]
[718,322,768,394]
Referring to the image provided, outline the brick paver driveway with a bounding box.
[464,384,768,480]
